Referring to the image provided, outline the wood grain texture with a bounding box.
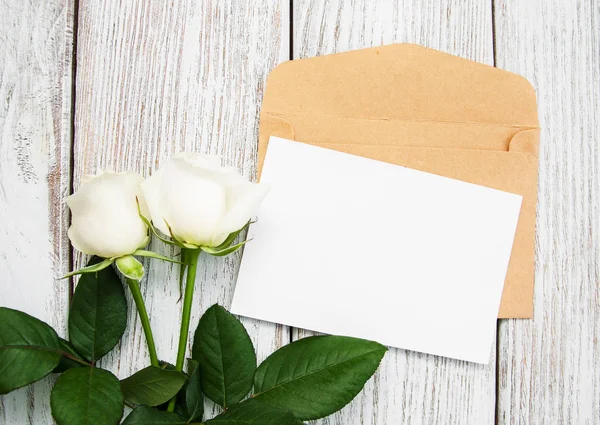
[2,1,599,424]
[292,1,497,424]
[0,0,74,423]
[495,1,600,424]
[73,0,289,420]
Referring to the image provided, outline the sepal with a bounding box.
[200,221,253,257]
[136,196,176,246]
[201,240,249,257]
[62,258,114,278]
[214,220,253,251]
[115,255,145,280]
[133,249,184,264]
[163,219,199,250]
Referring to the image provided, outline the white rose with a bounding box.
[66,172,149,258]
[141,153,268,247]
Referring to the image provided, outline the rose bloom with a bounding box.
[141,153,268,247]
[66,172,149,258]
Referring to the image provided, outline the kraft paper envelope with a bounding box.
[257,44,540,318]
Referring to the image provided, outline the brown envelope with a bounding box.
[257,44,539,318]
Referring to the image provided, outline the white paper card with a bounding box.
[231,137,522,364]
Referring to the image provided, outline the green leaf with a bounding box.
[204,399,304,425]
[62,258,114,278]
[200,240,248,257]
[121,365,186,407]
[184,362,204,422]
[0,308,62,394]
[50,367,123,425]
[214,221,251,251]
[133,249,184,264]
[115,255,145,280]
[170,358,200,419]
[52,338,86,373]
[69,261,128,362]
[253,335,387,420]
[122,405,186,425]
[192,304,256,407]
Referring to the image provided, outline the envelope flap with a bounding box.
[263,44,539,127]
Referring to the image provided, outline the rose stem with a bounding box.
[126,277,159,367]
[167,247,201,412]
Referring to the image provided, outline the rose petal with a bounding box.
[160,156,228,246]
[140,168,170,235]
[67,172,148,257]
[217,182,270,238]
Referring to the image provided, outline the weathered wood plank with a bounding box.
[495,1,600,423]
[2,1,597,424]
[73,0,289,419]
[0,0,74,423]
[292,1,496,424]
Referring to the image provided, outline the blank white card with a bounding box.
[231,137,522,363]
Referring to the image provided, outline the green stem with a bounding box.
[175,248,201,370]
[167,248,201,412]
[126,278,159,367]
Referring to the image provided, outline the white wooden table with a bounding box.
[1,1,598,424]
